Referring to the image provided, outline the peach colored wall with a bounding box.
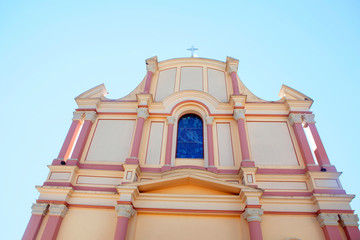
[216,123,234,167]
[134,213,242,240]
[261,215,324,240]
[145,122,164,165]
[86,120,135,162]
[56,208,117,240]
[155,68,176,101]
[247,122,298,166]
[180,67,203,91]
[207,68,227,102]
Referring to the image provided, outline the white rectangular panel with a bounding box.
[145,122,164,165]
[155,68,176,102]
[86,120,135,162]
[49,172,71,180]
[315,179,339,188]
[257,181,308,190]
[77,176,122,185]
[217,123,234,166]
[180,67,203,91]
[247,122,298,166]
[208,69,227,102]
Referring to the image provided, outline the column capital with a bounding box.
[145,56,158,73]
[137,108,149,120]
[31,203,48,215]
[242,208,263,222]
[340,214,359,227]
[84,111,97,123]
[48,204,68,218]
[288,113,303,126]
[233,109,246,120]
[72,111,84,121]
[167,116,176,125]
[226,56,239,74]
[302,113,316,124]
[115,204,136,218]
[205,116,214,125]
[317,213,339,227]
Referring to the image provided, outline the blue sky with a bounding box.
[0,1,359,238]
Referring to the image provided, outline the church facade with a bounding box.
[23,56,359,240]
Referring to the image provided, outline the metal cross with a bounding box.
[187,46,198,57]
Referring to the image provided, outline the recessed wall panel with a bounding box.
[86,120,135,162]
[180,67,203,91]
[145,122,164,165]
[208,69,227,102]
[217,123,234,167]
[247,122,298,166]
[155,68,176,102]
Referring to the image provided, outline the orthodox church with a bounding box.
[23,56,359,240]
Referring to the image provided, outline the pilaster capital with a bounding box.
[302,114,316,124]
[233,109,246,120]
[31,203,48,215]
[288,113,303,126]
[242,208,263,222]
[339,214,359,227]
[167,116,176,125]
[137,108,149,120]
[317,213,339,227]
[72,111,84,121]
[84,111,97,123]
[115,204,136,218]
[226,56,239,74]
[205,116,214,125]
[48,204,68,218]
[145,56,158,73]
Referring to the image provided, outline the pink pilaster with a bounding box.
[340,214,360,240]
[114,205,135,240]
[289,114,319,171]
[321,226,343,240]
[126,108,149,164]
[206,117,216,172]
[343,226,360,240]
[162,116,175,171]
[143,56,158,94]
[143,71,153,94]
[234,109,254,167]
[243,207,264,240]
[230,71,240,95]
[22,203,48,240]
[57,120,81,160]
[317,213,342,240]
[41,204,68,240]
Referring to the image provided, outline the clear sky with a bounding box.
[0,1,359,238]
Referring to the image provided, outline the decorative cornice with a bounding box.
[84,111,97,123]
[302,114,316,124]
[115,204,136,218]
[340,214,359,227]
[226,56,239,74]
[145,56,158,73]
[317,213,339,227]
[205,116,214,125]
[233,109,246,120]
[48,204,68,218]
[72,111,84,121]
[137,108,149,120]
[242,208,263,222]
[167,116,176,125]
[288,113,302,126]
[31,203,48,216]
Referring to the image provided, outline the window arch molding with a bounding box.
[170,103,211,167]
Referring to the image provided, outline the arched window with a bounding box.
[176,114,204,159]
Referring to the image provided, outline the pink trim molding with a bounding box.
[70,120,93,160]
[143,71,154,94]
[321,225,342,240]
[207,124,215,167]
[164,124,174,166]
[343,226,360,240]
[41,216,63,240]
[230,71,240,95]
[22,214,45,240]
[57,120,81,161]
[114,216,130,240]
[248,221,263,240]
[236,119,253,166]
[128,117,145,160]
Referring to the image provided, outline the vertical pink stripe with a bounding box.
[230,71,240,95]
[41,216,63,240]
[343,226,360,240]
[130,117,145,158]
[22,214,45,240]
[164,124,174,166]
[308,123,331,166]
[70,120,93,160]
[57,120,81,160]
[207,125,215,166]
[321,225,343,240]
[237,119,252,166]
[143,71,153,94]
[114,216,129,240]
[248,221,263,240]
[292,123,316,166]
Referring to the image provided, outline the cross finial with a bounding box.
[187,46,198,57]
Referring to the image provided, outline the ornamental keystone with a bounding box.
[48,204,68,218]
[84,111,97,123]
[317,213,339,227]
[233,109,246,120]
[339,214,359,227]
[145,56,158,73]
[167,116,176,125]
[302,114,316,124]
[205,116,214,125]
[288,113,303,126]
[31,203,48,215]
[137,108,149,120]
[115,205,136,218]
[242,208,263,222]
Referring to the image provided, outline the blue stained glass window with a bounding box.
[176,114,204,159]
